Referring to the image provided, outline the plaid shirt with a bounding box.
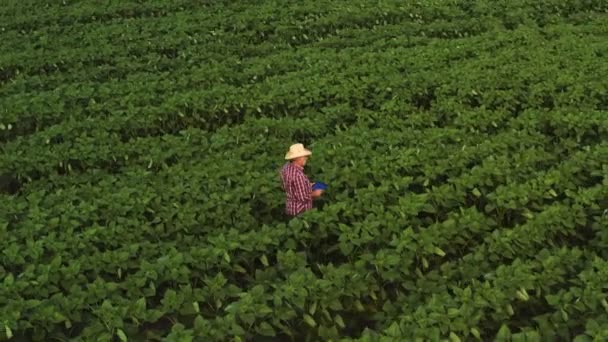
[280,162,313,216]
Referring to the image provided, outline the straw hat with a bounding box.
[285,143,312,160]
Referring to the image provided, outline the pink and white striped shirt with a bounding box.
[280,162,313,216]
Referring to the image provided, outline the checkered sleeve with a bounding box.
[292,171,312,202]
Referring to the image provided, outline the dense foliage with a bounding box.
[1,0,608,340]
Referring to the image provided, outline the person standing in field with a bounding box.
[280,143,323,216]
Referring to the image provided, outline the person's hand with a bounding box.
[312,189,323,198]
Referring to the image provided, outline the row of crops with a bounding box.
[1,0,608,340]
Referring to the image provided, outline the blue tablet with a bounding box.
[312,182,328,191]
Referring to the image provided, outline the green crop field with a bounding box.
[1,0,608,340]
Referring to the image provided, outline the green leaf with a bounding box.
[449,332,461,342]
[434,247,446,257]
[134,297,146,313]
[309,301,317,315]
[496,324,511,341]
[386,322,401,337]
[354,299,365,312]
[573,335,593,342]
[334,314,345,328]
[470,327,481,339]
[193,315,206,331]
[257,322,276,337]
[561,308,568,321]
[472,188,482,197]
[447,308,459,318]
[516,289,529,301]
[303,314,316,327]
[260,254,269,267]
[117,328,128,342]
[233,264,247,273]
[328,299,343,310]
[5,323,12,339]
[4,273,14,286]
